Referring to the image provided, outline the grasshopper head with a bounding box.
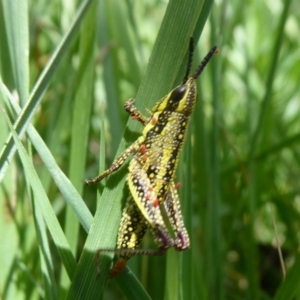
[151,78,197,116]
[152,44,217,116]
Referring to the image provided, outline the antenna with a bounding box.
[192,46,218,79]
[182,37,194,84]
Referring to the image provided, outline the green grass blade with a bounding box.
[1,82,93,232]
[248,0,292,159]
[1,0,29,106]
[274,254,300,300]
[3,109,76,280]
[32,200,57,299]
[60,1,97,294]
[0,0,93,181]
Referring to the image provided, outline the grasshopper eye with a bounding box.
[171,85,186,102]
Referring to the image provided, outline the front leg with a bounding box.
[85,139,142,185]
[124,99,149,126]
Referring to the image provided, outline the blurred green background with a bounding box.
[0,0,299,299]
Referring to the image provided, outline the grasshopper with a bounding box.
[86,38,217,278]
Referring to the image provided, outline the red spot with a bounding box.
[146,187,153,200]
[132,115,139,120]
[109,259,127,279]
[151,117,157,125]
[215,48,220,54]
[153,199,159,207]
[175,182,181,189]
[146,193,150,200]
[140,144,147,154]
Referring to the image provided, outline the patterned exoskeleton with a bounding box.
[86,39,217,278]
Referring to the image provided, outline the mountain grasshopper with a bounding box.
[86,38,217,278]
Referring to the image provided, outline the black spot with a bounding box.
[147,112,169,136]
[165,85,187,111]
[171,85,186,102]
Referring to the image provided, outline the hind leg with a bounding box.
[109,198,148,278]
